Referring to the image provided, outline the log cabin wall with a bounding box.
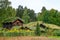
[3,22,13,29]
[12,19,23,26]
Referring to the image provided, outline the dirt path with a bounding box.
[0,36,59,40]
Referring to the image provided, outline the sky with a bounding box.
[9,0,60,13]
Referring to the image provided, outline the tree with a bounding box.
[16,5,24,18]
[6,6,16,17]
[28,9,36,22]
[0,9,7,27]
[0,0,11,22]
[49,9,60,25]
[0,0,11,9]
[41,6,46,12]
[35,23,41,36]
[40,7,60,26]
[0,0,16,27]
[22,7,30,24]
[38,6,47,21]
[37,12,43,21]
[43,11,50,23]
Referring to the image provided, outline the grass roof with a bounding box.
[3,17,24,23]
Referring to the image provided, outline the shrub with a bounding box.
[53,30,60,36]
[0,29,35,37]
[35,23,41,36]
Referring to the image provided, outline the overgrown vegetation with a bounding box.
[37,7,60,26]
[0,0,60,37]
[0,24,60,37]
[53,30,60,36]
[0,28,35,37]
[35,23,41,36]
[0,0,60,26]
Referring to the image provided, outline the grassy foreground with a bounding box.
[0,21,60,37]
[0,36,60,40]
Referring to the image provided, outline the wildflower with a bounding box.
[27,30,30,32]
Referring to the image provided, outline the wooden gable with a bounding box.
[12,19,23,26]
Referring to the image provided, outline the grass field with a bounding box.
[24,21,60,29]
[0,21,60,40]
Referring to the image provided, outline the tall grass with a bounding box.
[0,29,35,37]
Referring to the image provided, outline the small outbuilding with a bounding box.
[3,17,24,29]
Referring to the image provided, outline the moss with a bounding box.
[3,17,24,23]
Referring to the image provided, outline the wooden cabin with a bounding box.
[12,19,23,26]
[3,22,13,29]
[3,17,24,29]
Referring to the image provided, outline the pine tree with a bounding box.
[0,0,11,9]
[22,7,30,24]
[35,23,41,36]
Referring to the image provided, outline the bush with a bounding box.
[44,28,54,36]
[35,23,41,36]
[0,29,35,37]
[53,30,60,36]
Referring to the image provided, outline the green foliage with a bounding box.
[16,5,24,18]
[35,23,41,36]
[43,11,50,23]
[0,29,35,37]
[0,0,11,9]
[0,0,60,37]
[28,9,37,22]
[0,0,16,27]
[7,6,16,17]
[22,7,30,24]
[16,5,37,23]
[37,7,60,26]
[41,6,47,12]
[53,30,60,36]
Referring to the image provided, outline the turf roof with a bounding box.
[3,17,24,23]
